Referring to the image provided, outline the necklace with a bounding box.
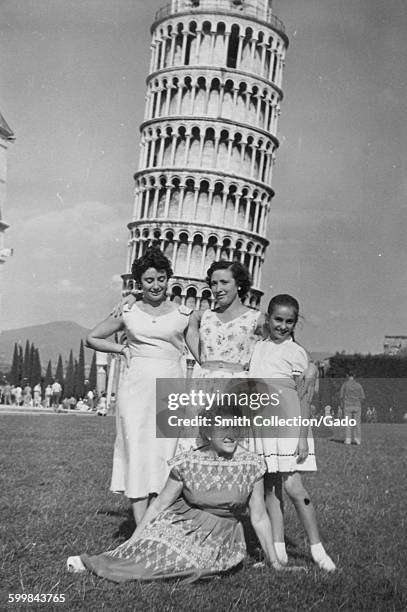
[142,301,167,323]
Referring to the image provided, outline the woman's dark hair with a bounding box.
[267,294,300,324]
[199,402,243,442]
[205,260,252,299]
[131,246,173,283]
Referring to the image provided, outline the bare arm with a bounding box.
[185,310,202,364]
[294,361,317,463]
[128,475,183,542]
[249,479,281,568]
[86,315,126,355]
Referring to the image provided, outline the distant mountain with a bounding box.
[0,321,336,370]
[0,321,91,366]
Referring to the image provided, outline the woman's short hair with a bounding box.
[131,246,173,283]
[199,402,244,442]
[205,260,252,299]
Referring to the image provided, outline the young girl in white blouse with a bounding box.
[249,294,336,571]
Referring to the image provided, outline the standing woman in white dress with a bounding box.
[86,247,194,524]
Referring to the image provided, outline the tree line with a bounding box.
[6,339,97,398]
[317,353,407,422]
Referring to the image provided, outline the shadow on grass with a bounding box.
[96,508,135,539]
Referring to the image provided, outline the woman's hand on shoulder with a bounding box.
[110,292,139,318]
[255,312,267,337]
[178,304,194,316]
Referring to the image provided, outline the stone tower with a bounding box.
[123,0,288,309]
[0,114,14,263]
[0,113,14,333]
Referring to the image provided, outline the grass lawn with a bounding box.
[1,416,406,611]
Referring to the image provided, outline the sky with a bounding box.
[1,0,406,353]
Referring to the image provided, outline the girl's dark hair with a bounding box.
[131,246,173,283]
[267,294,300,324]
[205,260,252,299]
[265,294,301,341]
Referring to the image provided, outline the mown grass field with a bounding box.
[1,415,406,611]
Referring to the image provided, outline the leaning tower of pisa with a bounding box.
[0,113,14,334]
[123,0,288,309]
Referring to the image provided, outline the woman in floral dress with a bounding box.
[186,260,264,378]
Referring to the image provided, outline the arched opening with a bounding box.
[196,179,210,222]
[188,126,201,166]
[214,22,226,65]
[200,289,212,311]
[183,178,196,218]
[220,237,231,261]
[176,232,189,274]
[190,234,203,276]
[185,287,197,309]
[163,230,174,261]
[204,235,218,271]
[171,284,182,304]
[211,181,224,224]
[195,76,207,115]
[226,24,240,68]
[185,21,197,66]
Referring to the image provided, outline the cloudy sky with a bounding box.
[1,0,406,353]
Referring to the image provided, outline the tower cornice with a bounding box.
[140,115,280,149]
[127,218,270,246]
[146,64,284,100]
[152,3,288,47]
[133,166,275,196]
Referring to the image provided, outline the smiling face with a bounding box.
[209,268,240,308]
[140,267,168,303]
[209,426,239,457]
[266,304,297,343]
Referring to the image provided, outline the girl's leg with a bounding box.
[282,472,336,571]
[129,497,149,525]
[264,473,287,564]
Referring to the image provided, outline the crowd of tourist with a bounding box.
[0,380,113,414]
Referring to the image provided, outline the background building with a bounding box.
[122,0,288,308]
[383,335,407,356]
[0,113,14,335]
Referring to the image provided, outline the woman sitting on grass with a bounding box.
[67,404,301,582]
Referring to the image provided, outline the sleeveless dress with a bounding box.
[199,308,261,377]
[81,447,266,583]
[249,338,317,472]
[176,308,262,451]
[110,303,191,499]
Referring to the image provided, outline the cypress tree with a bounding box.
[75,340,86,399]
[9,343,20,385]
[73,359,78,398]
[28,343,36,386]
[65,350,75,398]
[44,360,53,387]
[17,345,23,386]
[22,340,31,385]
[88,351,97,391]
[31,349,42,387]
[55,354,64,386]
